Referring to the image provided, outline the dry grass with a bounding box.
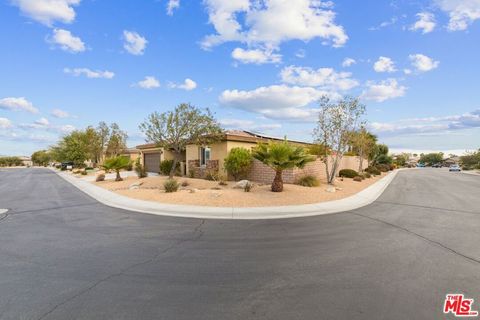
[93,172,385,207]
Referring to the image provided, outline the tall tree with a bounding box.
[106,123,128,157]
[139,103,224,178]
[31,150,52,166]
[313,96,366,184]
[349,127,377,172]
[96,121,110,162]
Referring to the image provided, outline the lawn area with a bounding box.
[92,173,386,207]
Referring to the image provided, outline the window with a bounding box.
[200,147,211,166]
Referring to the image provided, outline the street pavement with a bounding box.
[0,168,479,320]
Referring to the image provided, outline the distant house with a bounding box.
[443,156,460,167]
[19,156,32,167]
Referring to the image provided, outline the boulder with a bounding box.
[189,188,198,193]
[233,180,251,189]
[128,182,143,190]
[325,186,336,193]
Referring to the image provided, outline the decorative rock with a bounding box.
[335,187,343,191]
[325,186,336,193]
[189,188,198,193]
[233,180,251,189]
[128,182,143,190]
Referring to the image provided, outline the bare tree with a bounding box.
[313,96,366,184]
[139,103,224,179]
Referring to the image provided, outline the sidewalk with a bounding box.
[54,169,400,220]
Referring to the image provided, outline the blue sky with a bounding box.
[1,0,479,156]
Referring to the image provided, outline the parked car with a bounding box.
[432,163,442,168]
[449,165,461,172]
[61,162,74,170]
[416,163,426,168]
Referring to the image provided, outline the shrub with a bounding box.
[389,164,396,170]
[364,172,372,179]
[160,160,180,176]
[96,173,105,182]
[224,147,253,181]
[296,175,320,187]
[81,170,87,175]
[205,170,219,181]
[163,179,179,193]
[339,169,358,178]
[181,180,189,187]
[353,176,363,182]
[134,158,147,178]
[218,178,228,186]
[102,156,131,181]
[244,181,253,192]
[376,164,390,172]
[365,166,381,175]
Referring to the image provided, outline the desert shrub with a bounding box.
[163,179,179,193]
[181,180,189,187]
[160,160,180,176]
[188,169,195,178]
[205,170,219,181]
[224,147,253,181]
[365,166,381,175]
[389,164,396,170]
[85,167,94,171]
[339,169,358,178]
[218,177,228,186]
[376,164,390,172]
[244,181,254,192]
[96,173,105,182]
[462,166,472,171]
[134,158,147,178]
[353,176,363,182]
[364,172,372,179]
[81,170,87,175]
[296,175,320,187]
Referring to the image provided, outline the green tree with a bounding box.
[31,150,51,166]
[224,147,253,181]
[139,103,224,178]
[252,140,315,192]
[313,96,366,184]
[51,130,90,166]
[460,150,480,169]
[106,123,128,157]
[371,144,391,165]
[349,127,377,172]
[419,152,444,165]
[102,156,131,181]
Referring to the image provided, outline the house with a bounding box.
[443,156,460,167]
[19,156,33,167]
[136,130,310,175]
[136,130,366,183]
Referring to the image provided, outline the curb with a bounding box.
[53,169,400,220]
[0,209,7,215]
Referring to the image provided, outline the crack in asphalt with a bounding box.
[35,219,206,320]
[350,211,480,266]
[374,200,480,215]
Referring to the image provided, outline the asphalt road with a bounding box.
[0,168,479,320]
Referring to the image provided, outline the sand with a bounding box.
[92,173,385,207]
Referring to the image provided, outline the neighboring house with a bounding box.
[443,156,460,167]
[136,143,185,174]
[19,156,32,167]
[121,148,141,163]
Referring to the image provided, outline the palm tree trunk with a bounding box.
[271,170,283,192]
[115,170,122,181]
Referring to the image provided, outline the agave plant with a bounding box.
[102,156,131,181]
[252,140,315,192]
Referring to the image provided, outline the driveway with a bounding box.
[0,168,479,319]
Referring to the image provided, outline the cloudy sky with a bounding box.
[1,0,479,156]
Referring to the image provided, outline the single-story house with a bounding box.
[136,130,311,176]
[19,156,33,167]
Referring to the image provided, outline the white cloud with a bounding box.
[369,17,398,31]
[219,118,281,131]
[410,12,436,34]
[370,109,480,136]
[11,0,80,26]
[60,124,76,133]
[51,109,70,118]
[342,57,356,67]
[373,56,397,73]
[166,0,180,15]
[35,117,50,127]
[280,65,359,91]
[202,0,348,50]
[0,118,12,129]
[169,78,197,91]
[435,0,480,31]
[295,49,306,58]
[123,30,147,55]
[134,76,160,89]
[362,79,406,102]
[404,69,412,75]
[409,54,439,72]
[64,67,114,79]
[231,47,281,64]
[220,85,335,121]
[0,97,39,113]
[48,28,85,53]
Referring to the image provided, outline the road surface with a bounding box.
[0,168,479,319]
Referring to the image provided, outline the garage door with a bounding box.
[144,153,161,173]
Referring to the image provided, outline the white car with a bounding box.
[449,165,461,172]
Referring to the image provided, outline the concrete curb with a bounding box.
[53,169,400,220]
[461,170,480,176]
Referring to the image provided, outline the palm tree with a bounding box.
[252,140,315,192]
[102,156,131,181]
